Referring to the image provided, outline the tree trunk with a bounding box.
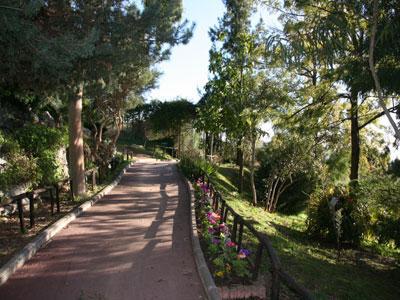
[350,90,360,183]
[236,137,244,193]
[210,133,214,161]
[204,131,209,159]
[250,132,257,206]
[268,178,280,212]
[369,0,400,139]
[92,122,104,163]
[68,83,86,197]
[108,116,123,160]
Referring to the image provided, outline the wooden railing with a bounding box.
[199,174,313,300]
[2,151,130,234]
[3,167,100,233]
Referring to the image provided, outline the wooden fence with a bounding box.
[3,148,134,234]
[199,174,313,300]
[2,167,101,233]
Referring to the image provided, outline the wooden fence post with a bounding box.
[17,198,25,233]
[237,220,244,252]
[55,184,60,213]
[29,193,35,228]
[49,188,54,215]
[271,266,280,300]
[252,243,264,281]
[69,179,74,201]
[92,169,96,189]
[232,214,238,243]
[223,206,229,223]
[220,200,226,224]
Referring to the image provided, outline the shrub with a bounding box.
[178,155,216,180]
[15,125,68,184]
[356,175,400,247]
[0,132,39,190]
[37,149,65,185]
[256,156,316,214]
[307,186,366,246]
[15,124,67,156]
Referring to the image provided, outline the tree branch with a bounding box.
[358,105,399,130]
[0,5,22,12]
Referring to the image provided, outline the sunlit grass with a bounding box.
[210,163,400,299]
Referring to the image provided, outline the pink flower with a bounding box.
[226,241,236,247]
[211,212,221,220]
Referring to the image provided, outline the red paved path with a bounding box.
[0,158,205,300]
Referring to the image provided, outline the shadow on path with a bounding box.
[0,158,204,300]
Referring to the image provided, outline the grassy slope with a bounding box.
[211,164,400,300]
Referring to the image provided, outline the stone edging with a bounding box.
[0,162,132,286]
[181,173,221,300]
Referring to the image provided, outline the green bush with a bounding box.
[15,124,67,156]
[307,186,366,246]
[307,176,400,249]
[0,132,39,190]
[37,149,65,185]
[356,175,400,247]
[256,153,316,214]
[0,132,20,155]
[178,155,216,180]
[15,125,68,185]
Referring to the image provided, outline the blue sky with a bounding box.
[146,0,279,103]
[146,0,226,102]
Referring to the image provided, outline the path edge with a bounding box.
[0,162,132,286]
[179,171,221,300]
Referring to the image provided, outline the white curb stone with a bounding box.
[179,171,221,300]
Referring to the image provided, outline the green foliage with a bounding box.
[15,124,67,156]
[178,155,216,180]
[388,159,400,177]
[0,132,38,190]
[357,175,400,247]
[256,133,316,212]
[150,99,195,134]
[36,149,64,185]
[153,148,171,161]
[6,125,68,185]
[0,153,38,190]
[307,186,366,246]
[0,131,20,156]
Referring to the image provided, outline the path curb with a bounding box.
[0,162,132,286]
[180,173,221,300]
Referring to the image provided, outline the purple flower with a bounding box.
[238,248,251,258]
[239,248,251,257]
[212,237,221,244]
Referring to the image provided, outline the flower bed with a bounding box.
[194,179,253,286]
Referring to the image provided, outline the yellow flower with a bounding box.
[215,271,224,277]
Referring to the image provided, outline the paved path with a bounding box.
[0,157,205,300]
